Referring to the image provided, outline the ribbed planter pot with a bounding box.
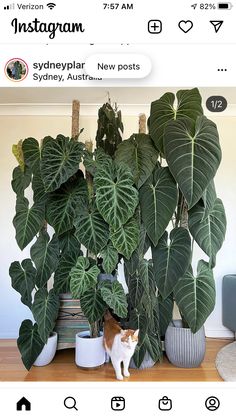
[129,351,156,370]
[75,331,105,368]
[165,320,206,368]
[34,332,58,367]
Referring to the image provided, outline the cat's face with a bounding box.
[120,329,139,350]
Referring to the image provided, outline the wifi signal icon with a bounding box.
[47,2,56,9]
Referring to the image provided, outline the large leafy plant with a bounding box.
[9,103,134,370]
[116,88,226,368]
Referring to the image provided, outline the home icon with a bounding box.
[16,397,31,411]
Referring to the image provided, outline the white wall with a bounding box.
[0,105,235,339]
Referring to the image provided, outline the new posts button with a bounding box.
[85,54,152,78]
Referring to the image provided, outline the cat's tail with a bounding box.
[104,309,113,321]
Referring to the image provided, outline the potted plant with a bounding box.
[114,88,226,369]
[148,88,227,367]
[9,101,138,370]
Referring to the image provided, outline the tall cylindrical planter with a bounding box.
[165,320,206,368]
[54,293,89,350]
[34,332,58,367]
[75,331,105,368]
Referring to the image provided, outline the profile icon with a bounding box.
[205,396,220,411]
[5,58,28,82]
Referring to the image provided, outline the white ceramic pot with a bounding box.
[34,332,58,367]
[75,331,105,368]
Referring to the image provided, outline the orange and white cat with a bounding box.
[103,312,139,380]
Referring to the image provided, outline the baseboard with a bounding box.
[0,332,18,339]
[205,329,234,339]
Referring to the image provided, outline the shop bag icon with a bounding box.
[158,396,172,411]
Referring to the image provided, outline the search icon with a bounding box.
[64,396,78,411]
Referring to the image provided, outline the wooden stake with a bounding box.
[139,113,147,134]
[71,100,80,140]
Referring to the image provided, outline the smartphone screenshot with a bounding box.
[0,0,235,417]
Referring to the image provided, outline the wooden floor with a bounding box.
[0,338,231,382]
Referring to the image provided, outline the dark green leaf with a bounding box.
[70,256,100,299]
[188,198,226,267]
[30,231,60,288]
[164,116,222,209]
[100,280,127,318]
[94,160,139,230]
[22,137,40,173]
[174,260,216,333]
[139,166,178,246]
[9,259,36,308]
[46,176,87,235]
[149,88,203,153]
[17,320,44,370]
[100,241,119,274]
[115,134,158,188]
[80,288,106,324]
[110,217,139,260]
[11,166,31,197]
[32,289,60,343]
[41,135,84,192]
[152,228,191,299]
[74,206,109,255]
[13,197,45,250]
[158,294,174,337]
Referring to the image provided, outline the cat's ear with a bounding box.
[120,329,126,336]
[134,329,139,338]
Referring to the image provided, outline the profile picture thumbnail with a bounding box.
[5,58,28,82]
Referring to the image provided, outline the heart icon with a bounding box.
[178,20,193,33]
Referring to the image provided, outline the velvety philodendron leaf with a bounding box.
[58,229,81,253]
[94,160,139,230]
[83,148,112,176]
[69,256,100,299]
[32,173,48,204]
[17,320,44,370]
[12,140,24,170]
[46,176,87,235]
[11,166,32,197]
[139,165,178,246]
[41,135,84,192]
[9,259,36,308]
[110,217,139,260]
[100,241,119,274]
[54,247,81,293]
[100,280,128,318]
[115,134,159,189]
[22,137,40,173]
[74,206,110,255]
[32,289,60,344]
[201,180,217,220]
[13,197,45,250]
[80,288,106,324]
[188,198,226,268]
[130,307,162,368]
[158,293,174,337]
[30,231,60,288]
[152,228,191,299]
[149,88,203,153]
[174,260,216,333]
[129,259,155,308]
[164,116,222,209]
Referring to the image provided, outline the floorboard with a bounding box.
[0,338,231,381]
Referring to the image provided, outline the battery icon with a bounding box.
[218,2,233,8]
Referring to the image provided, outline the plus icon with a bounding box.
[148,20,162,34]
